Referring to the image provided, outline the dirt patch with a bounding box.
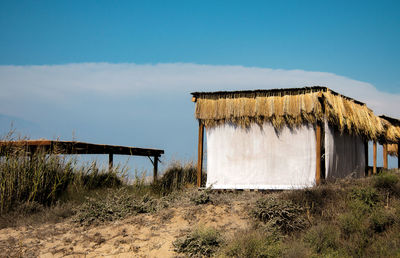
[0,196,252,257]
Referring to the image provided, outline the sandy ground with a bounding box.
[0,199,251,257]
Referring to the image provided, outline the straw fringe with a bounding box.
[195,89,384,140]
[388,144,398,157]
[379,118,400,143]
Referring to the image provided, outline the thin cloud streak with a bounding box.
[0,62,399,118]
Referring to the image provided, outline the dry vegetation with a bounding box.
[194,88,385,140]
[1,142,400,256]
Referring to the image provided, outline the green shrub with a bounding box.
[173,226,221,257]
[350,187,380,209]
[221,230,281,258]
[369,208,395,233]
[373,171,400,195]
[304,223,340,255]
[339,212,363,237]
[251,197,307,234]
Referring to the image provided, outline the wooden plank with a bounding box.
[365,141,369,176]
[383,143,388,169]
[373,141,377,175]
[316,123,322,185]
[109,153,113,171]
[197,121,204,187]
[153,156,159,183]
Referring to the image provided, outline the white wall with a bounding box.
[206,123,316,189]
[325,123,366,179]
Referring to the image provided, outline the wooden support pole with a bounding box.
[365,141,369,176]
[316,123,322,186]
[197,121,204,187]
[373,141,377,175]
[383,143,388,169]
[108,153,113,171]
[398,141,400,169]
[153,155,159,183]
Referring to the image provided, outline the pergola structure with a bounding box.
[0,140,164,182]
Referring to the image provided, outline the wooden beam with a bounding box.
[365,141,369,176]
[153,156,159,183]
[316,123,322,185]
[0,140,164,157]
[373,141,377,175]
[383,143,388,169]
[108,153,113,171]
[197,121,204,187]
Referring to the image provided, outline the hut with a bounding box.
[191,86,384,190]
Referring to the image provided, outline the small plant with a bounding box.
[304,223,340,255]
[373,171,399,189]
[373,171,400,196]
[190,189,211,205]
[251,197,307,234]
[339,212,363,237]
[173,226,221,257]
[153,161,197,195]
[369,208,395,233]
[73,188,160,226]
[350,187,380,209]
[221,230,281,258]
[285,185,338,215]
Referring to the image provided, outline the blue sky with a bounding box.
[0,0,399,172]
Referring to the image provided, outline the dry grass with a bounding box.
[195,87,384,140]
[388,143,398,157]
[380,117,400,144]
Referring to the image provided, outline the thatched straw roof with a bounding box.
[379,116,400,144]
[192,86,384,140]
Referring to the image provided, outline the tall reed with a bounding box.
[0,149,75,213]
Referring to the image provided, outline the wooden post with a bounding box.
[398,142,400,169]
[316,123,322,185]
[108,153,113,171]
[197,121,204,187]
[383,143,388,169]
[365,141,369,176]
[153,155,158,183]
[373,141,377,175]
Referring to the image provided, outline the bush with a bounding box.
[373,172,400,195]
[339,212,363,237]
[152,161,203,195]
[304,223,340,255]
[173,226,221,257]
[190,189,211,205]
[285,186,338,215]
[73,188,159,226]
[251,197,307,234]
[221,230,281,258]
[349,187,380,209]
[369,208,395,233]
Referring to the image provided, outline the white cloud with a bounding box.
[0,62,399,118]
